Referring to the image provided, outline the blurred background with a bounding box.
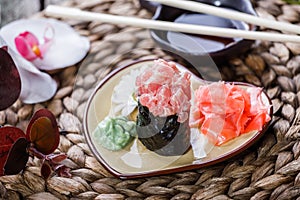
[0,0,65,27]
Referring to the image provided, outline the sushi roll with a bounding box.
[135,59,191,156]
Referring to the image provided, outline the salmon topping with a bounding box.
[136,59,191,123]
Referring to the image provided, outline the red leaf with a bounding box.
[41,161,52,179]
[4,138,29,175]
[0,48,21,110]
[1,46,8,51]
[0,127,25,175]
[55,165,71,178]
[0,127,25,146]
[0,145,12,176]
[28,117,58,155]
[26,109,59,155]
[46,153,67,164]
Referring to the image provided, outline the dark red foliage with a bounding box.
[0,109,69,179]
[0,47,21,111]
[1,46,8,51]
[40,153,69,179]
[55,165,71,178]
[26,109,60,155]
[0,127,25,175]
[0,144,14,176]
[41,161,52,179]
[46,153,67,164]
[4,138,29,175]
[0,127,25,145]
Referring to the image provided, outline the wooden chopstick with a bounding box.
[44,5,300,43]
[150,0,300,35]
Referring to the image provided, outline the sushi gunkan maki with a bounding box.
[135,59,191,156]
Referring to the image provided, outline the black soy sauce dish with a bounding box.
[139,0,257,65]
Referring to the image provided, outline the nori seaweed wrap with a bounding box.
[137,102,190,156]
[135,59,191,156]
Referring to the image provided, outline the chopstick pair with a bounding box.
[150,0,300,35]
[44,4,300,43]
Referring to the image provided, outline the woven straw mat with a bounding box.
[1,0,300,199]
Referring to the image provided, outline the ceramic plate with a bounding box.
[83,60,272,179]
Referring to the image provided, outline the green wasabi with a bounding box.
[93,116,136,151]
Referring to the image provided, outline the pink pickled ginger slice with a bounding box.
[190,82,271,146]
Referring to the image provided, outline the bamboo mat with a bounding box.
[1,0,300,199]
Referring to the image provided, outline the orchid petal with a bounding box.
[21,31,39,46]
[38,27,54,58]
[0,36,57,104]
[21,32,38,46]
[9,49,57,104]
[15,34,38,61]
[0,19,90,70]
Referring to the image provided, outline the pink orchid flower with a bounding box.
[14,28,52,61]
[0,18,90,103]
[1,19,90,71]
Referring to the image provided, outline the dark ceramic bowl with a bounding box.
[139,0,257,66]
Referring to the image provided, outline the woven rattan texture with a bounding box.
[1,0,300,199]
